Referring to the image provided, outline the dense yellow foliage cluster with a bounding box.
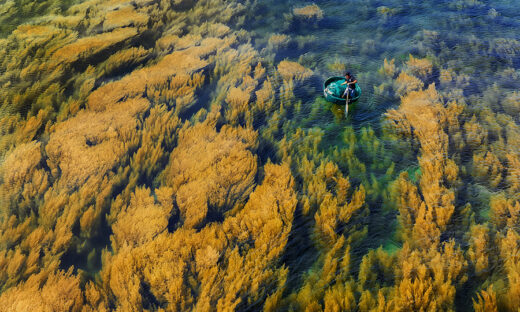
[164,121,258,228]
[293,4,324,21]
[100,163,296,311]
[0,0,519,310]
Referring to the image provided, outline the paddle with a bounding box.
[345,87,349,116]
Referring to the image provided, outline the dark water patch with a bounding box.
[257,136,279,164]
[180,68,217,122]
[281,205,320,295]
[60,211,112,276]
[141,280,161,309]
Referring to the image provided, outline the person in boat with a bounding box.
[341,72,357,99]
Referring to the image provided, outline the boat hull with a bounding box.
[323,76,361,105]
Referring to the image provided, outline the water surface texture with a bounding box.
[0,0,519,310]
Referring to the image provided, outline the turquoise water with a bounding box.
[249,0,520,186]
[247,0,520,307]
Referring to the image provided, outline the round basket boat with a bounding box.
[323,76,361,105]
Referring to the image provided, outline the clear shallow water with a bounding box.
[249,1,520,178]
[247,0,520,308]
[1,0,520,309]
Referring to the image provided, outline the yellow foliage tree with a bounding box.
[164,121,258,228]
[101,163,296,311]
[0,269,83,312]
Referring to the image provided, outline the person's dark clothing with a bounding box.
[345,75,356,89]
[343,75,357,98]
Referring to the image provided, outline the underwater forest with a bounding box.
[0,0,520,311]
